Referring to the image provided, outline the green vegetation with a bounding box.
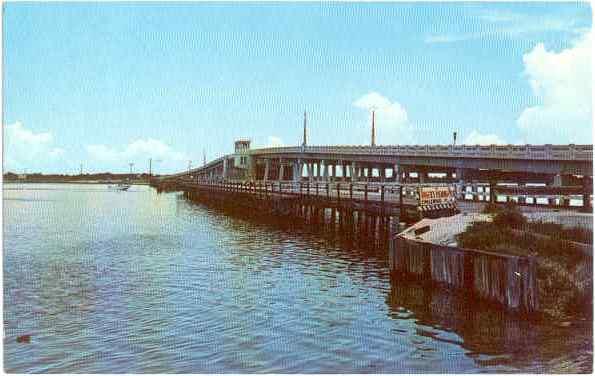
[3,172,151,183]
[482,202,591,244]
[459,204,592,319]
[526,220,592,245]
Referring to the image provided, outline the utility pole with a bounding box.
[80,163,83,176]
[129,162,134,176]
[302,110,307,147]
[371,109,376,147]
[149,158,152,177]
[453,131,457,146]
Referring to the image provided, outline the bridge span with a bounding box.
[158,141,592,211]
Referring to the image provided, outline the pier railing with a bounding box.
[180,180,419,206]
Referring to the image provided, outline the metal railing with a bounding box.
[249,144,592,161]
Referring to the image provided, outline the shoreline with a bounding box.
[3,180,151,185]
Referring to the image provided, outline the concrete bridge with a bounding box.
[159,140,592,209]
[166,142,592,182]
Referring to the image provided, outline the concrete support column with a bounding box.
[222,158,228,179]
[292,160,300,182]
[456,168,465,183]
[321,160,327,181]
[352,163,359,182]
[263,159,270,182]
[341,162,346,181]
[394,164,400,183]
[307,162,314,181]
[247,155,257,181]
[552,174,563,187]
[456,167,466,198]
[419,169,426,184]
[278,160,285,182]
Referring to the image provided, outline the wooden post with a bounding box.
[583,177,592,212]
[463,252,474,290]
[381,185,385,202]
[326,183,330,197]
[349,184,353,199]
[364,184,368,202]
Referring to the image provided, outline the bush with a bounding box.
[456,208,592,320]
[456,222,517,252]
[527,221,592,245]
[482,202,502,214]
[492,205,527,229]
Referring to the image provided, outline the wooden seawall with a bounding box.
[389,236,539,312]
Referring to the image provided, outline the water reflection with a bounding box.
[4,185,592,373]
[183,193,593,373]
[386,279,592,372]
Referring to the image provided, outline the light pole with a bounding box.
[370,108,376,147]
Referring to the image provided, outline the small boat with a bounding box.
[108,183,131,191]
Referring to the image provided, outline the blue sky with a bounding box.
[3,2,592,174]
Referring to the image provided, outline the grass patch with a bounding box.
[457,204,592,319]
[527,220,592,245]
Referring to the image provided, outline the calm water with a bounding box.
[4,184,592,373]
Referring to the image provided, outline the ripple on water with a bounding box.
[3,185,592,373]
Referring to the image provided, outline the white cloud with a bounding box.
[86,138,187,172]
[425,33,483,44]
[48,148,65,158]
[463,130,507,145]
[267,136,284,147]
[425,10,583,44]
[4,121,66,171]
[353,92,412,144]
[517,31,592,143]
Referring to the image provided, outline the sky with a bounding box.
[3,2,593,174]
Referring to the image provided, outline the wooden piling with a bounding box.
[390,236,539,313]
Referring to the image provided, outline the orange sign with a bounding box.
[418,186,455,206]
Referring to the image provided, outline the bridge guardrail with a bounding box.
[248,144,592,161]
